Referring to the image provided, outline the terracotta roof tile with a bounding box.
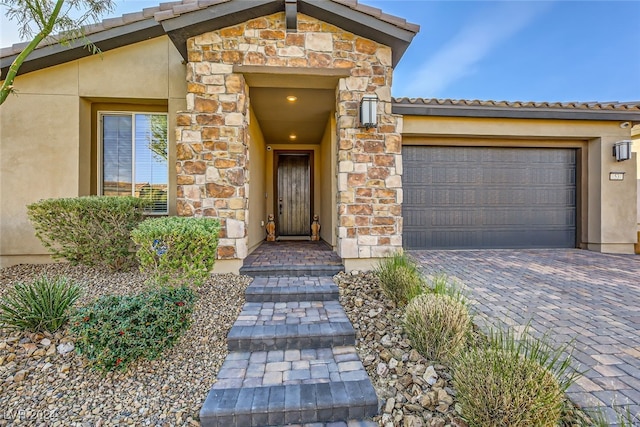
[153,9,177,22]
[122,12,145,24]
[353,3,382,18]
[102,16,125,29]
[392,98,640,111]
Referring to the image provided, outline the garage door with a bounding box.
[403,146,576,249]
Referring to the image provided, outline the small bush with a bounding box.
[131,217,220,286]
[70,286,196,371]
[429,273,468,305]
[0,276,81,333]
[27,196,150,271]
[374,253,425,306]
[404,293,471,362]
[453,327,579,427]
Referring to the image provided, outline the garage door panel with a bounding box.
[402,146,576,249]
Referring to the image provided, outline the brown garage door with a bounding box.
[402,146,576,249]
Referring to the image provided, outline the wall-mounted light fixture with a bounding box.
[359,94,378,129]
[613,140,632,161]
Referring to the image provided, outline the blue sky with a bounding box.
[2,0,639,102]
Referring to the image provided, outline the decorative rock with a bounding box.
[409,349,421,362]
[381,334,393,347]
[424,365,438,385]
[14,370,28,382]
[403,414,424,427]
[32,348,46,357]
[384,397,395,413]
[388,358,399,370]
[377,362,389,377]
[379,348,393,362]
[438,389,454,406]
[22,342,37,355]
[40,338,52,347]
[404,403,423,412]
[57,342,74,355]
[354,297,364,307]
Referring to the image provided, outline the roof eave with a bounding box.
[392,103,640,122]
[1,19,165,78]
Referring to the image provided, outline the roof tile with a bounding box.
[122,12,145,24]
[172,2,201,15]
[102,16,125,29]
[352,3,382,18]
[154,9,178,22]
[392,97,640,111]
[142,7,161,18]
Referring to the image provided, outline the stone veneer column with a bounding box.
[335,38,403,259]
[175,51,250,260]
[175,13,402,262]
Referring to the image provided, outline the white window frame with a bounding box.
[97,110,169,215]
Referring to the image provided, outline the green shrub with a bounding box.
[374,253,425,306]
[453,327,579,427]
[70,286,196,371]
[27,196,150,271]
[131,217,220,286]
[0,276,81,333]
[404,293,471,362]
[428,273,470,308]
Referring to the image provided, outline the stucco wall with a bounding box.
[632,125,640,229]
[0,36,187,267]
[403,115,638,254]
[248,106,267,252]
[320,115,337,246]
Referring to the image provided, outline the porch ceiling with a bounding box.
[250,87,335,144]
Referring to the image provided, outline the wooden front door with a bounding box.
[275,152,313,236]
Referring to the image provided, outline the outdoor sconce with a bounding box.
[360,94,378,129]
[613,140,632,162]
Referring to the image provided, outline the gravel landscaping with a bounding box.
[1,264,591,426]
[336,271,466,427]
[0,263,250,426]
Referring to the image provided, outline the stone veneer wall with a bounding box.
[175,12,402,260]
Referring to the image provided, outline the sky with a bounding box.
[1,0,639,103]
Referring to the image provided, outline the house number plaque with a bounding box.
[609,172,625,181]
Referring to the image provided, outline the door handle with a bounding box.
[279,198,283,215]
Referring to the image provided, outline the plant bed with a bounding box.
[335,271,594,427]
[0,263,249,426]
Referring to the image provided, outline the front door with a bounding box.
[275,152,313,236]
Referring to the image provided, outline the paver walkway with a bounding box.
[201,243,379,426]
[411,249,640,425]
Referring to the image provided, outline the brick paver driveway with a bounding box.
[410,249,640,424]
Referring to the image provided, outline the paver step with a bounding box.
[240,264,344,278]
[213,347,371,389]
[199,380,378,427]
[200,348,378,427]
[246,276,339,303]
[228,301,355,351]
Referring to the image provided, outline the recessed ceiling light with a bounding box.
[286,95,297,102]
[289,134,297,140]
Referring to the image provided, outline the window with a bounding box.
[99,112,168,214]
